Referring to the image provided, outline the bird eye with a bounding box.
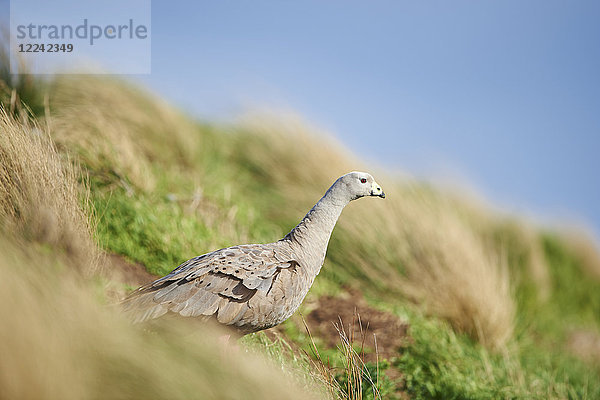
[360,178,367,183]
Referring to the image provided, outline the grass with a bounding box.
[0,107,98,273]
[2,69,600,399]
[242,331,331,399]
[394,305,600,399]
[396,196,515,350]
[0,37,47,118]
[300,313,389,400]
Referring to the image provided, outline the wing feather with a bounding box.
[122,244,299,331]
[217,300,245,324]
[179,291,216,317]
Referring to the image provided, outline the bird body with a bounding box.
[122,171,385,334]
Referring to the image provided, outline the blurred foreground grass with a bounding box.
[1,69,600,399]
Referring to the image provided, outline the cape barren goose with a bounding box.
[122,171,385,334]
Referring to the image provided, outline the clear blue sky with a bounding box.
[2,1,599,237]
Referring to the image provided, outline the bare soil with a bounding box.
[106,253,159,287]
[303,288,410,365]
[567,329,600,364]
[103,253,160,302]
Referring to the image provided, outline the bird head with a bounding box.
[338,171,385,201]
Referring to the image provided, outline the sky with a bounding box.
[2,1,600,237]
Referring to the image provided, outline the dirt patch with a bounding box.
[106,253,159,287]
[304,288,409,366]
[104,253,160,302]
[567,330,600,364]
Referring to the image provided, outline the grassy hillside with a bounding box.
[2,70,600,399]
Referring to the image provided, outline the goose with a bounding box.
[122,171,385,334]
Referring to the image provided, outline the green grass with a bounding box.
[541,234,600,330]
[241,331,331,398]
[395,305,599,400]
[93,185,212,276]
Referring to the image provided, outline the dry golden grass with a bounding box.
[0,108,99,274]
[431,188,552,299]
[564,228,600,281]
[236,112,358,211]
[47,76,201,191]
[494,220,551,302]
[398,201,515,350]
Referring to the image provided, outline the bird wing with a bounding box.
[121,244,297,328]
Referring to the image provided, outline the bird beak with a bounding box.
[370,181,385,198]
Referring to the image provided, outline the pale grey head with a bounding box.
[327,171,386,202]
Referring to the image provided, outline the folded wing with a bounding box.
[121,244,296,330]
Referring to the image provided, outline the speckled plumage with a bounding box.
[122,171,385,334]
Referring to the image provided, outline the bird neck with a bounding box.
[283,184,349,272]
